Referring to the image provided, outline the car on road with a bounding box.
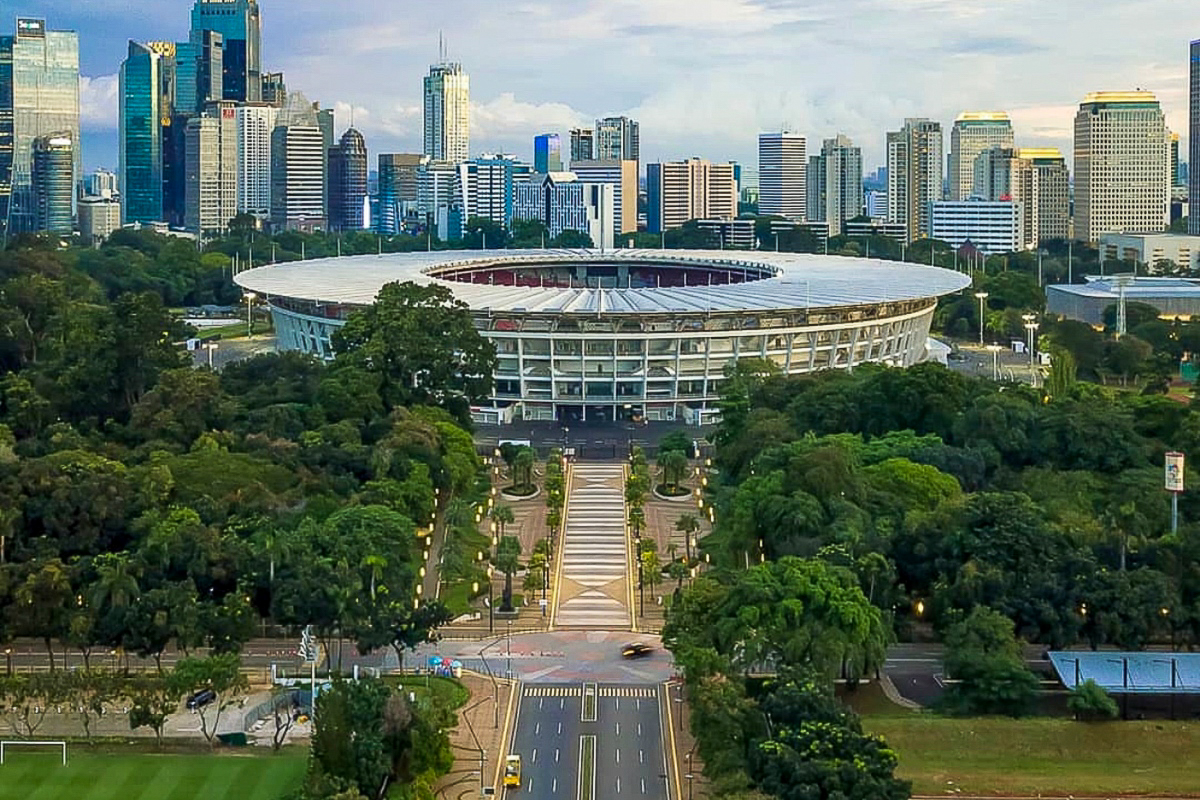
[186,688,216,710]
[503,754,521,788]
[621,642,654,659]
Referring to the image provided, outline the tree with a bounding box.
[71,669,120,740]
[310,676,391,798]
[940,608,1038,717]
[641,548,662,601]
[331,281,497,421]
[1068,679,1118,721]
[172,653,250,746]
[552,229,594,248]
[8,559,73,669]
[657,450,689,493]
[0,672,70,738]
[511,448,535,492]
[494,535,522,611]
[676,513,701,561]
[490,505,515,538]
[128,671,181,747]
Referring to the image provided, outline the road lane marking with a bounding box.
[639,749,644,763]
[616,697,620,712]
[535,723,540,735]
[532,748,537,764]
[539,699,544,710]
[615,722,620,736]
[553,778,557,793]
[638,723,642,736]
[529,778,534,793]
[555,748,560,762]
[558,722,562,735]
[641,778,646,794]
[615,748,620,764]
[617,777,622,794]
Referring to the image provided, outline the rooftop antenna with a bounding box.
[439,31,446,63]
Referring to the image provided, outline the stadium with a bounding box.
[233,249,970,425]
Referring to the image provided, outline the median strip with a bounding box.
[581,682,598,723]
[578,734,596,800]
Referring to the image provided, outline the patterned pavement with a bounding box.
[552,463,632,630]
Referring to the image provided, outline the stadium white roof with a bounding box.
[233,249,970,315]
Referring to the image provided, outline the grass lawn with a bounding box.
[0,748,306,800]
[384,674,470,711]
[864,715,1200,796]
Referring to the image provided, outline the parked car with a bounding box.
[186,688,217,710]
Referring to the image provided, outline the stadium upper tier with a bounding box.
[233,249,970,426]
[233,248,969,314]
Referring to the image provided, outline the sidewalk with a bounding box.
[665,679,712,800]
[436,671,516,800]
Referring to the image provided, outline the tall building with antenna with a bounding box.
[423,37,469,164]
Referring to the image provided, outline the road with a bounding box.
[505,682,671,800]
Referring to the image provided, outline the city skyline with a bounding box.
[45,0,1200,175]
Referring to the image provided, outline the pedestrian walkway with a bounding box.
[553,463,632,630]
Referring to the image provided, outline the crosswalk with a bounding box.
[554,463,631,629]
[523,685,659,698]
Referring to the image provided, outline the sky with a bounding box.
[28,0,1200,179]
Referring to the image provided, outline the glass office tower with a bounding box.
[0,18,80,240]
[32,132,73,233]
[119,41,163,224]
[190,0,261,102]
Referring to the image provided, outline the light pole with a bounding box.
[986,344,1003,381]
[245,291,256,338]
[488,565,495,633]
[1037,248,1047,287]
[1022,313,1038,375]
[974,291,989,345]
[635,532,644,618]
[506,619,513,679]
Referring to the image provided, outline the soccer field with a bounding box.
[0,749,307,800]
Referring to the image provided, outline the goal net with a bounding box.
[0,740,67,766]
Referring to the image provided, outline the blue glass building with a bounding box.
[534,133,562,174]
[119,41,163,224]
[190,0,260,102]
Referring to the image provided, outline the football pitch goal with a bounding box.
[0,740,67,765]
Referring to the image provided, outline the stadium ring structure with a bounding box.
[233,249,970,425]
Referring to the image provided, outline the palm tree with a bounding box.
[362,553,389,600]
[494,535,523,611]
[657,450,689,493]
[513,448,535,491]
[91,553,140,611]
[257,528,293,585]
[675,513,701,562]
[491,505,515,538]
[628,506,646,537]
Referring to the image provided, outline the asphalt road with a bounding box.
[505,682,671,800]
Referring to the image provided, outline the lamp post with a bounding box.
[245,291,256,338]
[506,619,513,679]
[974,291,989,345]
[1037,248,1047,287]
[488,565,495,633]
[986,344,1003,381]
[4,648,10,676]
[635,532,644,618]
[1023,315,1039,383]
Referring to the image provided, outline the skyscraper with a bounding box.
[569,128,593,164]
[376,153,425,235]
[973,146,1068,249]
[190,0,261,102]
[534,133,562,173]
[886,118,943,242]
[328,128,368,231]
[236,104,276,216]
[805,135,863,236]
[1190,40,1199,236]
[949,112,1013,201]
[0,18,80,240]
[184,102,237,235]
[570,160,637,240]
[271,92,325,231]
[119,41,163,225]
[32,132,72,233]
[1073,91,1169,242]
[646,158,737,234]
[261,71,286,107]
[758,132,807,220]
[595,116,639,167]
[455,155,534,230]
[423,60,469,163]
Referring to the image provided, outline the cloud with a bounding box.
[80,74,119,131]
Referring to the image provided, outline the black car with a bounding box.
[621,643,654,659]
[186,688,217,710]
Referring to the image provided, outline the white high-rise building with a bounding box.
[594,117,639,166]
[454,155,533,229]
[949,112,1013,201]
[646,158,737,234]
[568,160,638,240]
[236,104,276,216]
[931,200,1022,253]
[805,135,862,236]
[270,92,325,231]
[758,132,806,220]
[423,61,469,164]
[1189,40,1199,236]
[1073,91,1170,243]
[185,102,238,235]
[887,118,943,242]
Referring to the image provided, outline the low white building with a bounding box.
[78,194,121,243]
[931,200,1022,253]
[1098,232,1200,273]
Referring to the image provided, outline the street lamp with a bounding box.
[487,565,495,633]
[203,341,218,369]
[974,292,989,345]
[635,532,644,618]
[245,291,257,338]
[4,647,10,676]
[985,344,1003,381]
[506,619,513,679]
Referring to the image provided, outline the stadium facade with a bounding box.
[234,249,969,425]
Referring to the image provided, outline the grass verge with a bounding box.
[864,716,1200,796]
[0,748,306,800]
[579,735,596,800]
[383,675,470,711]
